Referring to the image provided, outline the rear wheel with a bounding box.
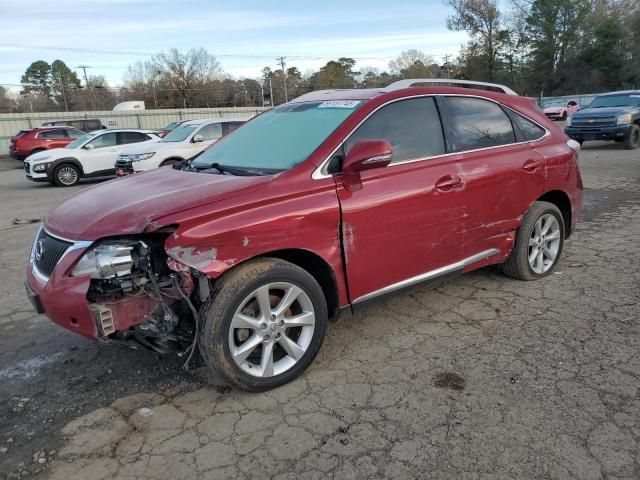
[623,125,640,150]
[503,201,565,281]
[53,164,80,187]
[199,258,327,391]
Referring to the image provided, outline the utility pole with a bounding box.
[277,56,288,103]
[56,73,68,112]
[77,65,95,110]
[259,79,265,107]
[443,54,451,78]
[269,77,274,106]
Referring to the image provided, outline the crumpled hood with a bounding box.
[44,167,271,240]
[573,106,635,117]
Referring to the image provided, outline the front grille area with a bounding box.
[24,162,30,174]
[572,117,616,129]
[33,229,73,277]
[115,158,134,174]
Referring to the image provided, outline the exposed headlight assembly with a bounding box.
[71,243,136,279]
[130,152,155,162]
[617,114,633,125]
[32,163,48,172]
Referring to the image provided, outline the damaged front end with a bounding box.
[74,234,207,359]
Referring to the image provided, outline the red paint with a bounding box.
[29,86,583,340]
[10,127,84,160]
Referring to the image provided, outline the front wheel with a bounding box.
[53,164,81,187]
[199,258,328,391]
[623,124,640,150]
[502,201,565,281]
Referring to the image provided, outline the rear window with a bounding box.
[440,96,516,152]
[84,120,102,130]
[14,130,29,138]
[507,110,547,142]
[37,129,67,138]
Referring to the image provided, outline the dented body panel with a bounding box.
[27,85,583,345]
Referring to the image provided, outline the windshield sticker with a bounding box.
[317,100,361,109]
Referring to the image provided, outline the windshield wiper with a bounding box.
[206,163,268,176]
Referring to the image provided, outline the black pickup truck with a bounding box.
[564,90,640,149]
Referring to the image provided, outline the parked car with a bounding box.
[115,118,247,175]
[24,129,160,186]
[158,119,190,138]
[9,127,85,160]
[25,79,583,391]
[543,99,580,120]
[42,118,106,132]
[565,90,640,149]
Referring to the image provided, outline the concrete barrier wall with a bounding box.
[0,107,268,156]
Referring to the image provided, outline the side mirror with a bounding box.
[342,139,392,191]
[83,143,94,150]
[192,134,204,143]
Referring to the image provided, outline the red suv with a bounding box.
[25,80,583,391]
[10,127,84,160]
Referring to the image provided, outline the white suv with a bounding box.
[24,129,160,187]
[115,118,248,175]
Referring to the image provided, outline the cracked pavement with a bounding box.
[0,141,638,479]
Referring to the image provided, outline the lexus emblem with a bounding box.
[35,240,44,262]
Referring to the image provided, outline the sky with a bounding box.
[0,0,470,91]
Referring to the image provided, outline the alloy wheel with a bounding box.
[528,214,561,274]
[58,166,78,186]
[228,282,315,378]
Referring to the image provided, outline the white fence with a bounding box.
[0,107,268,156]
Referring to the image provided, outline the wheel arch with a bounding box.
[162,156,185,165]
[537,190,572,237]
[53,157,85,175]
[255,249,340,322]
[204,248,340,322]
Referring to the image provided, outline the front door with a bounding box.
[335,96,466,304]
[82,132,119,174]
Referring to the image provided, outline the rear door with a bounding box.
[336,96,466,304]
[437,96,546,258]
[37,128,69,149]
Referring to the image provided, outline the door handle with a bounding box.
[435,175,464,191]
[523,159,542,171]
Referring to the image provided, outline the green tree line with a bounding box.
[2,0,638,113]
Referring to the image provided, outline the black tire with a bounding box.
[160,158,179,167]
[623,125,640,150]
[199,258,328,391]
[502,201,565,281]
[53,163,81,187]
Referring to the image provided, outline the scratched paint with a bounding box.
[166,246,218,271]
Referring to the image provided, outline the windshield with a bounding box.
[163,122,179,131]
[161,125,197,142]
[66,133,92,148]
[588,94,640,108]
[192,100,362,172]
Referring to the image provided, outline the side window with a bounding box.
[87,132,117,148]
[118,132,149,144]
[69,120,84,130]
[345,97,445,163]
[440,97,516,152]
[85,120,102,130]
[222,122,243,136]
[197,123,222,141]
[38,129,66,138]
[507,110,547,142]
[66,129,84,139]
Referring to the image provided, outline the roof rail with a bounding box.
[385,78,518,96]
